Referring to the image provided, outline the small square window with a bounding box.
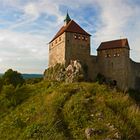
[114,53,117,57]
[105,54,111,58]
[74,34,78,39]
[82,36,85,40]
[78,36,81,39]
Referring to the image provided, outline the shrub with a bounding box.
[25,78,43,84]
[2,85,31,107]
[23,123,46,139]
[2,69,24,87]
[12,117,26,128]
[128,89,140,104]
[96,73,106,84]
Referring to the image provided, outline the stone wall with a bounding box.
[129,60,140,90]
[97,48,130,90]
[49,33,66,67]
[65,32,90,66]
[86,55,98,81]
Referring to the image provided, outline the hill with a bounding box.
[0,81,139,140]
[0,73,43,79]
[22,74,43,79]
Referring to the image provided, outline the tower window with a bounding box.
[52,43,53,46]
[55,39,57,44]
[82,36,85,40]
[59,37,61,41]
[114,53,117,57]
[74,34,78,39]
[105,54,111,58]
[114,53,120,57]
[78,36,81,39]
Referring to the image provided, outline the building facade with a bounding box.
[48,13,140,91]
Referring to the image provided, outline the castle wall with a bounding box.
[129,60,140,90]
[49,33,66,67]
[86,55,98,81]
[97,48,130,90]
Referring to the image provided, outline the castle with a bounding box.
[48,13,140,91]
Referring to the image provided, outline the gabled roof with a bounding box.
[97,38,130,51]
[50,20,90,43]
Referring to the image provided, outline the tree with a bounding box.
[2,69,24,87]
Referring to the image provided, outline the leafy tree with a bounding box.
[2,69,24,87]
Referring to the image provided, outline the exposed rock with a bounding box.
[44,60,86,82]
[85,128,94,139]
[65,60,84,83]
[95,112,104,121]
[85,127,106,139]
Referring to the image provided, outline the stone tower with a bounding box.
[48,13,91,67]
[97,39,130,90]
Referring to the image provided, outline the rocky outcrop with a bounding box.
[44,60,86,82]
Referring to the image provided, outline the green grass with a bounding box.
[0,81,139,140]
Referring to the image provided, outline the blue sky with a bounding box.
[0,0,140,74]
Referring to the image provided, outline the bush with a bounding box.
[25,78,43,84]
[128,89,140,104]
[12,117,26,128]
[2,69,24,87]
[2,85,31,107]
[96,73,106,84]
[22,123,46,139]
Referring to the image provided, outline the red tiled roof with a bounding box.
[50,20,90,43]
[97,38,130,51]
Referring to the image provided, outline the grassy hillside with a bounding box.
[0,81,139,140]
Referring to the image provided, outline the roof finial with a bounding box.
[64,11,71,25]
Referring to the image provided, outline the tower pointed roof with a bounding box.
[50,17,90,43]
[64,12,71,24]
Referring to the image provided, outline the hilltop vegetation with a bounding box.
[0,74,140,140]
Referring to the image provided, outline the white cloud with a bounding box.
[0,29,48,73]
[24,3,40,18]
[88,0,140,62]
